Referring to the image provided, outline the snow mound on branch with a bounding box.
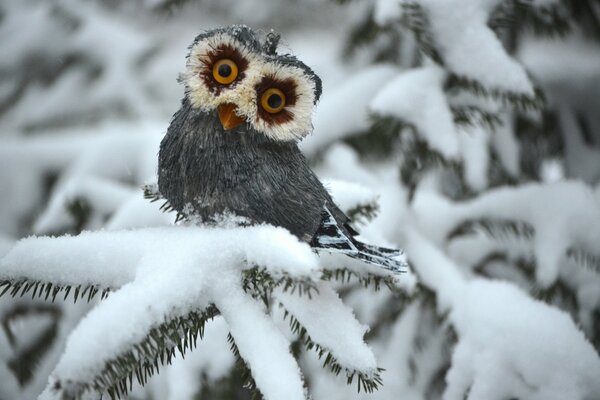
[301,65,399,156]
[446,279,600,400]
[0,121,164,236]
[276,282,377,374]
[374,0,404,26]
[2,223,388,400]
[11,224,317,400]
[412,181,600,287]
[1,225,318,291]
[405,229,600,400]
[414,0,534,95]
[322,179,378,215]
[369,66,460,159]
[458,124,490,191]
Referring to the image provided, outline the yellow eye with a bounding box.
[212,59,238,85]
[260,88,286,114]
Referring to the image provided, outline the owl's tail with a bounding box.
[310,207,407,274]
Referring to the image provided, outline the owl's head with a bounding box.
[182,25,322,142]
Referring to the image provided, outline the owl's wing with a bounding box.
[310,206,407,274]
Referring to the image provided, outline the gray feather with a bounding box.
[158,98,346,242]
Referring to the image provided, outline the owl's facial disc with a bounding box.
[184,27,323,141]
[218,103,245,130]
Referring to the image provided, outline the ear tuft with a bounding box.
[263,30,280,56]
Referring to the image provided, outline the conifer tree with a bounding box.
[2,1,600,399]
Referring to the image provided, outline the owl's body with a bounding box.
[158,25,405,273]
[159,97,348,242]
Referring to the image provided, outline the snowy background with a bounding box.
[1,0,600,399]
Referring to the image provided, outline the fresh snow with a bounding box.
[374,0,403,26]
[412,181,600,287]
[276,282,377,374]
[414,0,534,95]
[370,66,460,159]
[301,65,399,156]
[322,179,378,217]
[405,229,600,400]
[0,222,393,400]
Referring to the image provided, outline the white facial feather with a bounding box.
[252,62,317,141]
[183,32,318,142]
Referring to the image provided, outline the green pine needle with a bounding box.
[241,267,318,306]
[321,268,398,292]
[0,279,110,303]
[51,305,219,400]
[280,305,384,393]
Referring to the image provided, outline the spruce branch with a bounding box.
[346,201,380,224]
[226,333,263,400]
[143,183,184,221]
[445,75,546,112]
[241,267,318,306]
[279,304,384,393]
[52,305,219,400]
[448,219,600,279]
[450,105,503,131]
[490,0,572,40]
[0,279,110,303]
[400,2,444,64]
[342,5,404,63]
[566,248,600,275]
[448,218,535,242]
[321,268,400,293]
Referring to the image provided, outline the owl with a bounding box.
[158,25,405,272]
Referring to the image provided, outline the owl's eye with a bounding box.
[260,88,286,114]
[212,59,238,85]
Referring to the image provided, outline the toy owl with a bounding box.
[158,25,405,272]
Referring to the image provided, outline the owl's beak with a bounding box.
[218,103,245,130]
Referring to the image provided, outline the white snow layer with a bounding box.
[276,282,377,374]
[412,181,600,287]
[404,229,600,400]
[1,223,390,400]
[414,0,534,95]
[0,120,164,236]
[374,0,404,26]
[2,225,318,399]
[322,179,378,215]
[0,225,318,292]
[215,273,306,400]
[458,125,490,191]
[301,65,399,156]
[369,66,460,159]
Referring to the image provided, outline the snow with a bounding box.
[518,34,600,84]
[412,181,600,287]
[369,66,460,159]
[446,279,600,400]
[162,317,235,400]
[214,273,306,400]
[490,114,520,178]
[404,229,600,400]
[1,222,393,399]
[2,1,600,399]
[374,0,403,26]
[301,65,399,156]
[0,225,319,292]
[322,179,378,215]
[458,125,490,191]
[276,282,377,374]
[0,121,164,236]
[414,0,534,95]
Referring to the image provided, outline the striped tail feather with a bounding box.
[310,207,407,274]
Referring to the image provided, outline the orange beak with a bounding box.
[218,103,245,130]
